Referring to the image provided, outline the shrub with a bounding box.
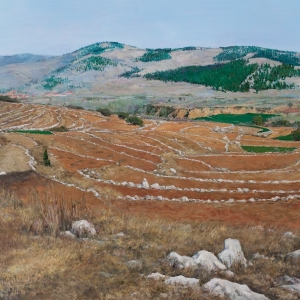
[117,112,129,119]
[96,108,112,116]
[0,95,18,103]
[126,116,143,127]
[252,115,264,126]
[291,128,300,141]
[50,126,68,132]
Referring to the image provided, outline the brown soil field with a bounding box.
[1,102,300,228]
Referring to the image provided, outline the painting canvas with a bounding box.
[0,0,300,298]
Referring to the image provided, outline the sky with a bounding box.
[0,0,299,55]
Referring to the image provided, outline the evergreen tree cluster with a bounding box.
[119,67,141,78]
[42,76,66,90]
[252,63,300,92]
[76,42,124,59]
[144,59,258,92]
[215,46,300,66]
[136,49,172,62]
[72,56,117,72]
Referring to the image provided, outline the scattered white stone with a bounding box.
[281,284,300,293]
[121,181,128,186]
[114,232,125,238]
[146,273,166,280]
[203,278,270,300]
[142,178,149,189]
[252,253,269,260]
[286,249,300,260]
[59,230,76,239]
[165,275,199,287]
[220,270,235,278]
[150,183,160,189]
[170,168,177,174]
[218,238,247,268]
[276,275,300,286]
[0,171,6,175]
[71,220,96,237]
[126,260,142,270]
[192,250,227,272]
[167,252,195,269]
[283,232,297,238]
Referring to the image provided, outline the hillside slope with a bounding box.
[1,42,300,103]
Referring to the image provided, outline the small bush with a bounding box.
[66,105,84,110]
[252,115,264,126]
[126,116,143,127]
[117,112,129,119]
[96,108,112,116]
[291,128,300,141]
[0,95,18,103]
[50,126,68,132]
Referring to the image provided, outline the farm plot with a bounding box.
[0,102,299,208]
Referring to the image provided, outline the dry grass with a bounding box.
[0,189,300,299]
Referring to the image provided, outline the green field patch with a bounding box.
[10,130,53,135]
[194,113,278,125]
[241,145,297,153]
[273,134,294,141]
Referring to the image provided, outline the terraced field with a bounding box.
[1,102,300,226]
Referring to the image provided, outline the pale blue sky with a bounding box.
[0,0,299,55]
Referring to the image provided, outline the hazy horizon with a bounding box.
[0,0,299,56]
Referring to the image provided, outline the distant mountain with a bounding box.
[0,53,52,67]
[0,42,299,97]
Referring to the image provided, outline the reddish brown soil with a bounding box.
[1,102,300,229]
[2,171,300,230]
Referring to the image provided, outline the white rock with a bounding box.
[150,183,160,189]
[165,275,199,287]
[126,260,142,270]
[170,168,177,174]
[142,178,149,189]
[283,231,297,238]
[59,230,76,239]
[252,253,269,260]
[220,270,235,278]
[0,171,6,175]
[167,252,195,269]
[114,232,125,238]
[203,278,269,300]
[71,220,96,237]
[218,238,247,268]
[281,283,300,293]
[286,249,300,260]
[192,250,227,272]
[146,273,166,280]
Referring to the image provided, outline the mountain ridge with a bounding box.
[0,42,299,102]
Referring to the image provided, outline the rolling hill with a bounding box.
[1,42,300,109]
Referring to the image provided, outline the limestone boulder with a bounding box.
[203,278,269,300]
[218,238,247,268]
[71,220,96,237]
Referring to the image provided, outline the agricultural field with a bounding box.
[1,101,300,299]
[1,102,300,219]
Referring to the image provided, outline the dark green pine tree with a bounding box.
[43,149,51,167]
